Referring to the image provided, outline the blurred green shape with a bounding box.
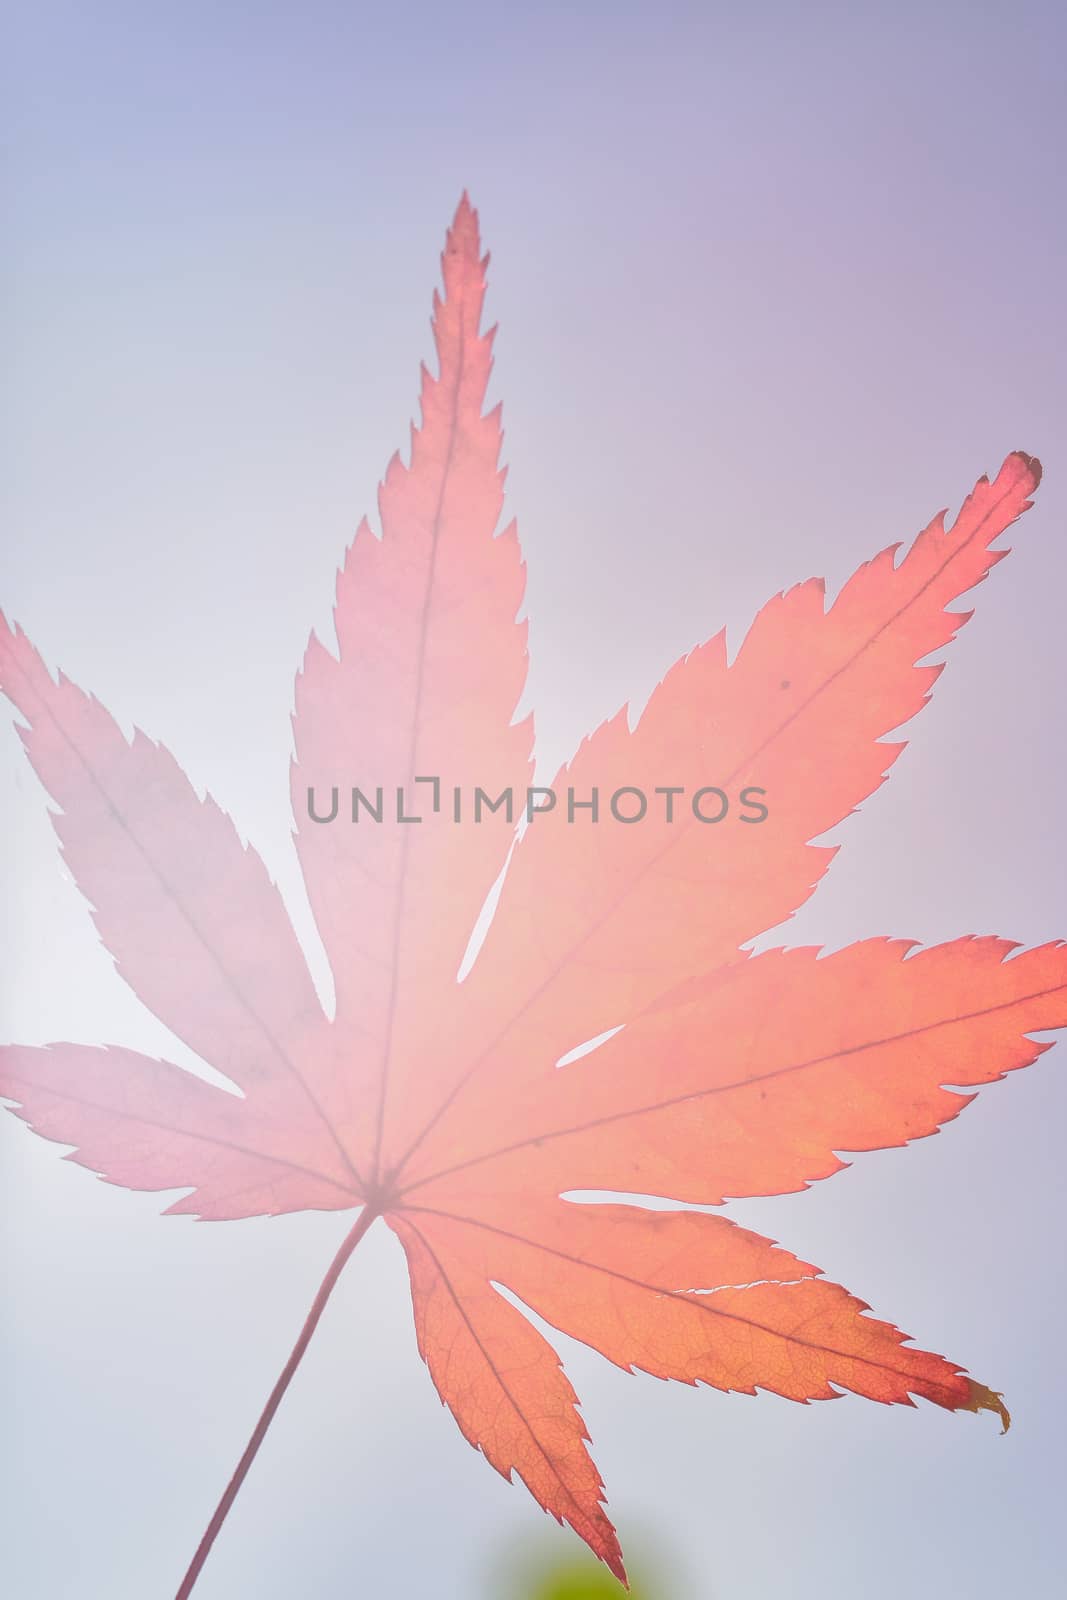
[483,1520,684,1599]
[525,1554,648,1598]
[486,1541,671,1599]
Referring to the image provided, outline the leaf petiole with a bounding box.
[174,1206,379,1599]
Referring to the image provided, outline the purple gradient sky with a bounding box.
[3,3,1065,1596]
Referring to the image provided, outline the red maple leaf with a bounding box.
[1,196,1063,1595]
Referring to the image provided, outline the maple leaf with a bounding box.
[1,195,1063,1596]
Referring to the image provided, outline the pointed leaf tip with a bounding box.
[966,1381,1011,1434]
[1005,450,1041,488]
[448,192,480,256]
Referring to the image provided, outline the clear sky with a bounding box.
[2,3,1066,1596]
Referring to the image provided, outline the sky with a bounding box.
[2,2,1066,1596]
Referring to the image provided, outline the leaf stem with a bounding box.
[174,1207,379,1599]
